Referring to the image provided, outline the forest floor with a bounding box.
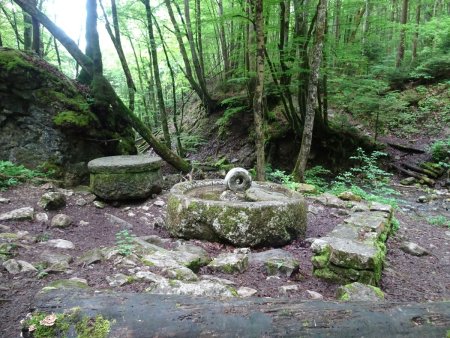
[0,157,449,336]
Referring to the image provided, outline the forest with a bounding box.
[0,0,449,337]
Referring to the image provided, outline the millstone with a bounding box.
[88,155,162,200]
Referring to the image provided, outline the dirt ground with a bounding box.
[0,168,449,337]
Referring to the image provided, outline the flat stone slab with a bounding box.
[337,282,384,302]
[88,155,163,200]
[250,249,299,277]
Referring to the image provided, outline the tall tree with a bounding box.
[99,0,137,111]
[142,0,171,148]
[293,0,327,182]
[411,0,421,63]
[253,0,265,180]
[396,0,409,67]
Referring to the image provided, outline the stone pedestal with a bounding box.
[88,155,162,200]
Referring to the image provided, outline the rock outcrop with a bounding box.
[0,48,135,185]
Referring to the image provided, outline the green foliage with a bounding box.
[267,168,299,190]
[115,229,135,256]
[329,148,398,207]
[0,161,50,190]
[22,312,70,337]
[304,166,331,192]
[75,314,111,338]
[178,132,206,153]
[391,217,400,234]
[429,138,450,162]
[216,95,248,135]
[53,110,93,128]
[427,215,450,228]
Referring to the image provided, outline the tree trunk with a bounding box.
[412,0,421,63]
[396,0,408,68]
[34,290,450,338]
[12,0,190,173]
[0,4,23,49]
[77,0,103,84]
[99,0,136,112]
[293,0,327,182]
[142,0,172,149]
[217,0,230,78]
[31,0,40,55]
[253,0,265,181]
[23,9,32,50]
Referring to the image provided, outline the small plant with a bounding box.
[429,138,450,162]
[267,169,299,191]
[115,229,135,256]
[0,161,51,190]
[36,233,51,242]
[391,217,400,234]
[35,263,49,279]
[427,215,450,228]
[304,166,331,192]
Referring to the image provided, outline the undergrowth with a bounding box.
[0,161,52,190]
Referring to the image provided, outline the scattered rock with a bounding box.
[208,250,249,274]
[0,197,10,204]
[75,197,88,206]
[296,183,317,194]
[0,207,34,221]
[153,216,165,228]
[337,282,384,301]
[146,278,236,298]
[38,192,66,210]
[79,220,89,226]
[139,235,171,247]
[250,249,299,277]
[0,224,11,232]
[279,285,298,295]
[40,251,73,271]
[44,239,75,250]
[41,279,90,292]
[106,273,131,287]
[369,202,393,215]
[50,214,73,228]
[17,260,38,273]
[0,232,19,241]
[93,201,106,209]
[35,212,49,223]
[417,196,428,203]
[307,205,323,215]
[77,248,103,265]
[153,200,165,207]
[400,241,429,256]
[2,259,20,274]
[161,266,199,281]
[305,290,324,300]
[338,191,362,202]
[313,193,347,208]
[400,177,416,186]
[237,287,258,297]
[105,213,134,228]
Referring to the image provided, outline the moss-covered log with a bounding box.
[34,289,450,337]
[12,0,191,173]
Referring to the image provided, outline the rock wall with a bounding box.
[0,48,135,185]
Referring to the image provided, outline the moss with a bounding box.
[21,312,70,338]
[339,292,350,301]
[40,279,89,293]
[311,246,331,269]
[141,259,155,267]
[228,287,239,297]
[313,267,343,283]
[75,315,111,338]
[53,110,94,128]
[368,285,385,299]
[0,49,34,71]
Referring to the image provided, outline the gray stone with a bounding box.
[224,168,252,192]
[105,213,134,229]
[35,212,48,223]
[17,260,37,273]
[279,285,298,295]
[369,202,393,215]
[201,275,236,285]
[139,235,171,247]
[337,282,384,301]
[3,259,20,274]
[0,207,34,221]
[400,177,416,186]
[50,214,73,228]
[41,279,90,292]
[306,290,324,300]
[296,183,317,194]
[44,239,75,250]
[237,287,257,297]
[93,201,106,209]
[161,266,199,281]
[0,197,10,204]
[343,211,389,237]
[146,278,236,298]
[400,241,429,256]
[106,273,130,287]
[0,224,11,232]
[88,155,163,200]
[40,251,72,271]
[338,191,362,202]
[208,251,249,274]
[153,200,165,207]
[38,192,66,210]
[250,249,299,277]
[245,187,291,202]
[77,248,103,265]
[166,180,307,247]
[0,232,19,241]
[417,195,428,203]
[313,193,348,208]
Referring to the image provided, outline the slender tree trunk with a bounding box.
[23,9,32,50]
[396,0,408,68]
[142,0,171,149]
[217,0,230,78]
[78,0,103,84]
[195,0,205,75]
[253,0,265,181]
[99,0,136,111]
[293,0,327,182]
[53,37,61,70]
[12,0,191,173]
[31,0,40,55]
[411,0,421,63]
[0,4,23,48]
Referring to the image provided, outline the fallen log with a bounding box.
[31,290,450,338]
[391,164,435,186]
[402,163,438,178]
[387,142,425,154]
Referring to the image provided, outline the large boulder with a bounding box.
[0,48,135,185]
